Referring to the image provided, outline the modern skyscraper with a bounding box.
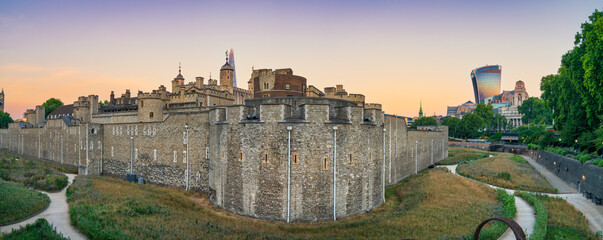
[471,65,501,103]
[228,48,237,88]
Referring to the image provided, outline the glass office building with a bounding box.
[471,65,501,103]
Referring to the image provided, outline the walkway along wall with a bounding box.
[529,150,603,199]
[0,98,448,222]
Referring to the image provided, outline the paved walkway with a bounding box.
[1,174,87,240]
[522,155,603,233]
[521,155,576,194]
[439,165,535,239]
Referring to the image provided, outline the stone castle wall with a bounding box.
[0,97,447,222]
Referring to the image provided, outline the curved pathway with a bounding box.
[521,155,603,233]
[439,165,535,239]
[1,174,87,240]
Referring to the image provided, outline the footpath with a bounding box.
[521,155,603,233]
[440,165,535,240]
[1,174,87,240]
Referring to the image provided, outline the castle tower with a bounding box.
[419,100,423,117]
[110,91,115,105]
[172,63,185,93]
[220,51,234,93]
[0,88,4,112]
[138,92,164,122]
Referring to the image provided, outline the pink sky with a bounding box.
[0,1,600,119]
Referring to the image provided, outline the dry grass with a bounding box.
[438,148,493,165]
[456,153,557,193]
[67,168,508,239]
[537,194,597,239]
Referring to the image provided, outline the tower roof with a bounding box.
[175,63,184,79]
[221,50,233,71]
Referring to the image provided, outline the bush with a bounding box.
[528,144,540,150]
[555,148,567,156]
[1,218,68,240]
[497,172,511,181]
[515,192,548,240]
[576,154,592,164]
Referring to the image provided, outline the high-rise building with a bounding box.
[228,48,236,88]
[471,65,501,103]
[0,88,4,112]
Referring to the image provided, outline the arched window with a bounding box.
[149,112,154,118]
[140,100,144,108]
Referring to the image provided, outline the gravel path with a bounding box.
[1,174,87,240]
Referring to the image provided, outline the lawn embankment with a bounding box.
[0,179,50,226]
[67,168,512,239]
[438,147,493,165]
[457,153,557,193]
[0,218,68,240]
[515,191,597,240]
[0,149,75,191]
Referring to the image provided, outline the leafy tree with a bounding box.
[409,117,437,129]
[42,98,64,117]
[474,103,493,129]
[0,111,14,129]
[441,116,460,137]
[539,9,603,152]
[98,100,109,107]
[492,114,510,132]
[455,113,483,139]
[517,97,552,125]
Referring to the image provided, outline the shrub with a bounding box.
[497,172,511,181]
[527,143,540,150]
[554,148,567,156]
[1,218,68,240]
[576,154,592,164]
[515,192,548,240]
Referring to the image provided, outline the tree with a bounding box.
[99,100,109,107]
[42,98,64,117]
[441,116,460,137]
[409,117,437,129]
[474,103,493,129]
[0,111,14,129]
[492,114,510,132]
[517,97,552,125]
[455,113,483,139]
[538,9,603,152]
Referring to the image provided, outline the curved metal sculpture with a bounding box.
[473,216,526,240]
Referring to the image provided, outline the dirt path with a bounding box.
[1,174,87,240]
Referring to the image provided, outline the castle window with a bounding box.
[369,152,372,161]
[140,100,144,108]
[262,152,269,163]
[149,112,154,118]
[292,153,299,164]
[239,151,244,162]
[323,157,328,170]
[263,94,269,98]
[222,150,226,159]
[285,83,290,90]
[349,152,353,163]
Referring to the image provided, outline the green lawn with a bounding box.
[0,149,74,191]
[67,168,514,239]
[0,180,50,226]
[0,218,68,240]
[457,153,557,193]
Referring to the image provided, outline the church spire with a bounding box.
[419,100,424,117]
[179,62,181,75]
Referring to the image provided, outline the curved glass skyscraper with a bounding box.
[471,65,501,103]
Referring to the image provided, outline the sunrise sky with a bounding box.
[0,1,600,119]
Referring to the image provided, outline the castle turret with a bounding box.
[110,91,115,105]
[138,92,164,122]
[220,51,234,93]
[172,63,185,93]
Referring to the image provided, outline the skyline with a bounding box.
[0,1,601,119]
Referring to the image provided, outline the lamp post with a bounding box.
[574,139,578,151]
[185,124,189,192]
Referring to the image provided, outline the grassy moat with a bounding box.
[66,168,512,240]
